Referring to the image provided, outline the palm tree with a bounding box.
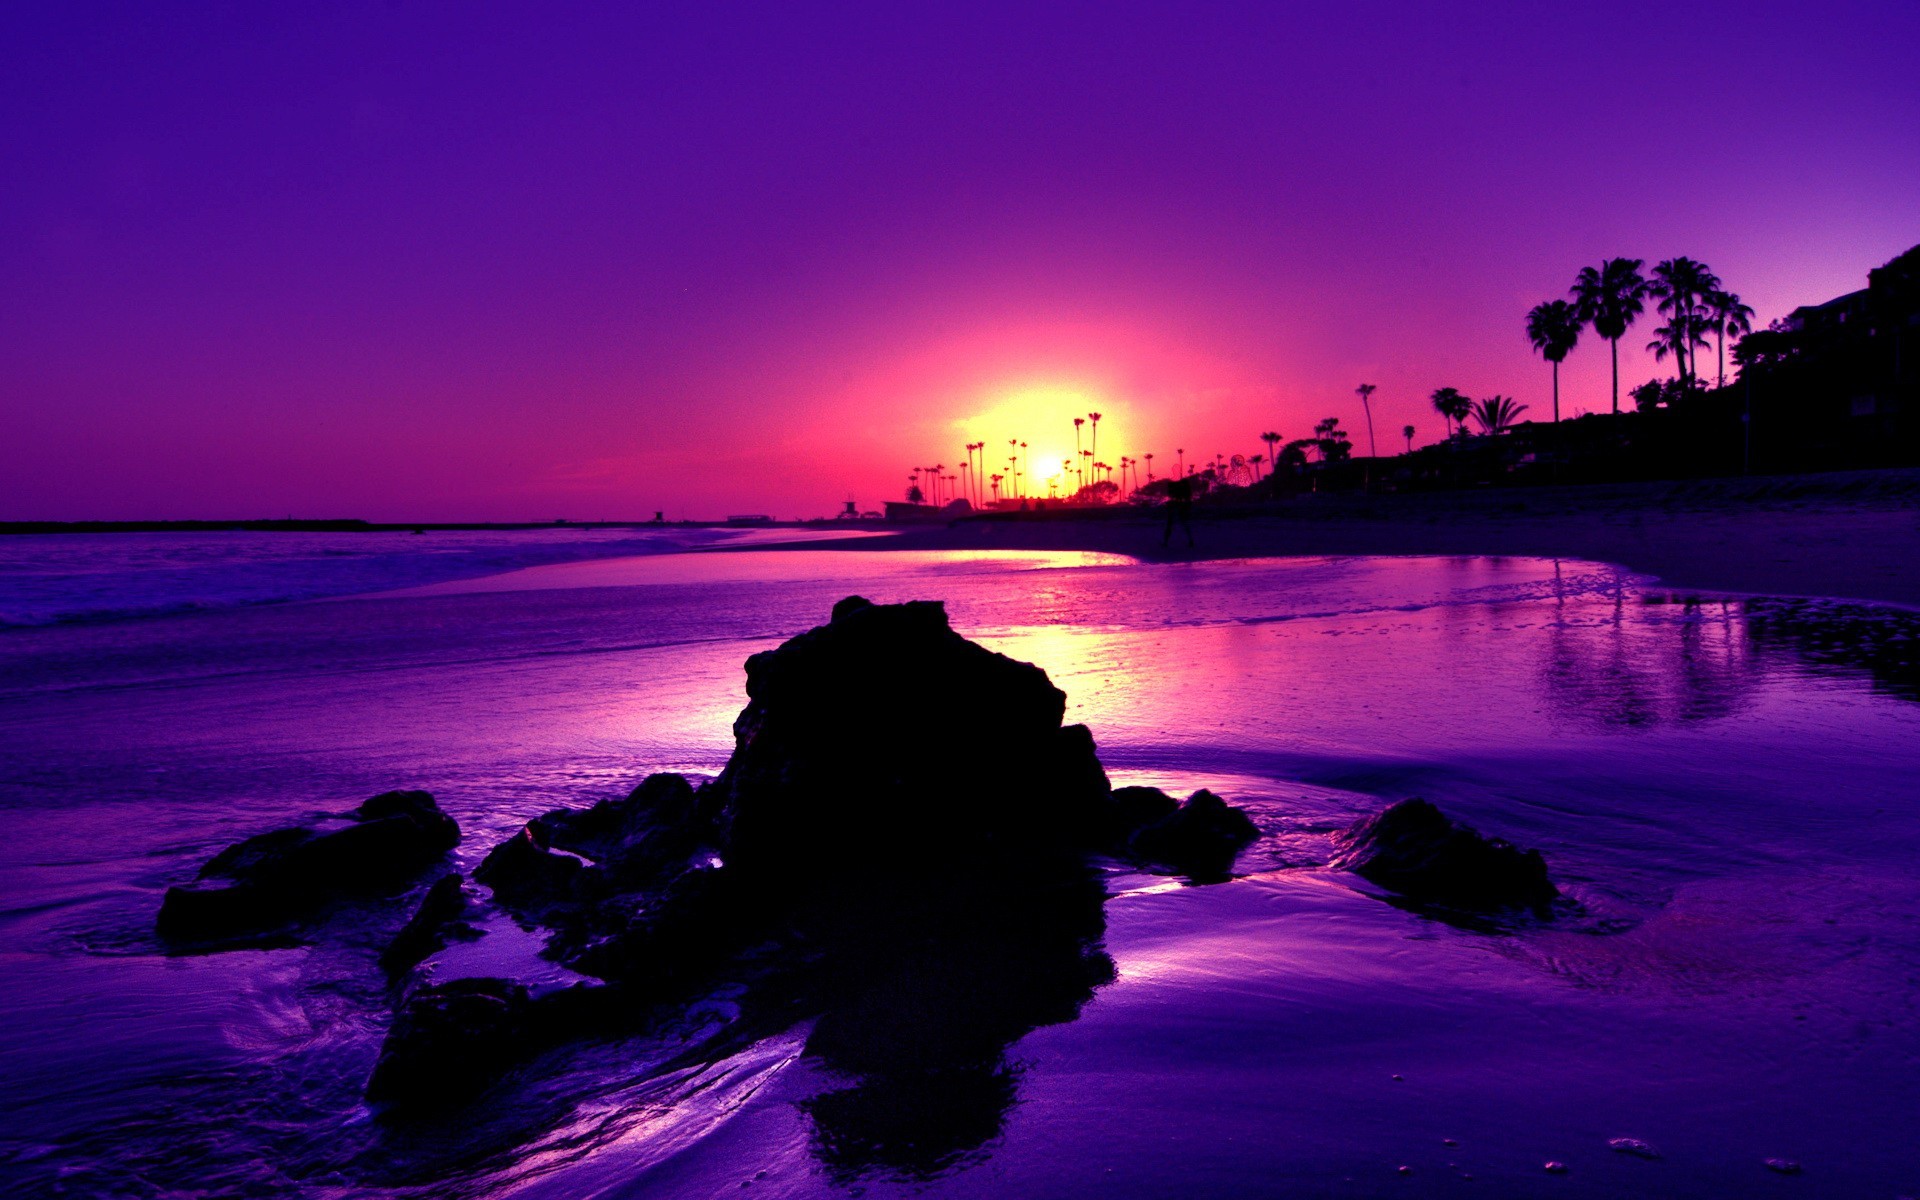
[1430,387,1470,438]
[1647,258,1721,386]
[1260,430,1282,466]
[990,473,1002,503]
[1525,299,1582,422]
[1144,452,1155,482]
[1175,448,1184,478]
[1571,257,1649,414]
[1072,418,1085,487]
[1646,317,1710,382]
[1088,411,1101,474]
[1705,288,1754,390]
[1470,395,1528,434]
[1402,423,1415,453]
[1354,383,1377,458]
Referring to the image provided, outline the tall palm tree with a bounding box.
[1705,288,1754,390]
[1144,452,1155,482]
[1525,299,1582,422]
[1471,395,1528,434]
[1175,448,1185,478]
[1430,387,1470,438]
[1260,430,1282,466]
[1355,383,1377,458]
[1072,418,1085,487]
[1571,257,1649,414]
[1402,423,1415,453]
[1647,257,1721,386]
[1088,411,1101,474]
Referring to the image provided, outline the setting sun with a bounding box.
[952,385,1138,497]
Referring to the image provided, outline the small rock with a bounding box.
[1127,789,1260,876]
[1608,1137,1660,1159]
[1544,1161,1569,1174]
[159,790,460,942]
[1330,798,1557,910]
[1397,1165,1412,1175]
[380,873,472,975]
[1764,1158,1802,1175]
[1442,1137,1458,1146]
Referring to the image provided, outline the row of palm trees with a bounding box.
[1426,387,1529,438]
[1528,257,1755,420]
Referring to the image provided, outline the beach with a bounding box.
[2,519,1919,1197]
[845,467,1920,608]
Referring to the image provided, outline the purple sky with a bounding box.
[4,1,1917,520]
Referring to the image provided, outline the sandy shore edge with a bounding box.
[781,468,1920,609]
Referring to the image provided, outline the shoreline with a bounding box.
[772,467,1920,610]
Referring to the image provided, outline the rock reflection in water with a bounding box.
[799,869,1114,1179]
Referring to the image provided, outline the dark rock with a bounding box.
[158,790,460,942]
[1330,798,1557,910]
[1126,788,1260,876]
[1107,785,1180,835]
[365,978,531,1105]
[380,873,473,976]
[364,598,1256,1157]
[712,597,1102,886]
[473,826,584,911]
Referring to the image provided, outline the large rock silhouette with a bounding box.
[371,597,1261,1129]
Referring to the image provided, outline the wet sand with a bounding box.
[831,467,1920,608]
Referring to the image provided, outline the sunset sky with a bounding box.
[4,1,1917,520]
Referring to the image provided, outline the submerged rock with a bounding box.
[158,790,460,943]
[1330,798,1557,910]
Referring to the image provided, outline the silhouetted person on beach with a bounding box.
[1162,477,1194,547]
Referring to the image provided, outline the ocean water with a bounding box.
[2,537,1919,1198]
[0,526,864,627]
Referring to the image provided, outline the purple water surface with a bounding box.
[1,545,1917,1197]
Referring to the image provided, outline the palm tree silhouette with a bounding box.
[1571,257,1648,414]
[990,473,1002,503]
[1470,395,1528,434]
[1430,387,1470,439]
[1705,288,1754,390]
[1355,384,1377,458]
[1144,452,1155,482]
[1175,448,1184,478]
[1402,423,1415,453]
[1072,418,1085,488]
[1648,258,1721,386]
[1088,412,1101,476]
[1260,430,1281,467]
[1526,299,1582,422]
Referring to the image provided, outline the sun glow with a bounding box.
[952,384,1137,498]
